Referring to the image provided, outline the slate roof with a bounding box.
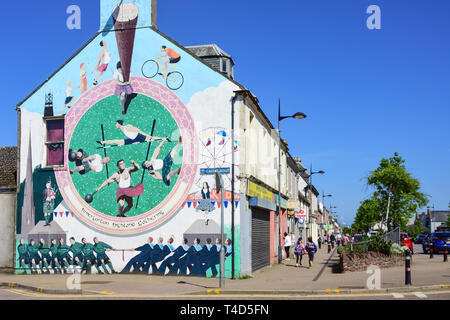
[185,44,233,61]
[430,211,449,222]
[0,146,17,189]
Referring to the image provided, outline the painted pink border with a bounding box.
[55,77,198,235]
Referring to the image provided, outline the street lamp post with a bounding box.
[322,192,332,207]
[320,192,331,237]
[307,165,324,239]
[277,99,306,264]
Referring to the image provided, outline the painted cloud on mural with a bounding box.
[187,81,240,132]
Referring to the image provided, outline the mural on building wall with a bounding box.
[16,0,240,277]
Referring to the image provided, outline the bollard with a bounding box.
[444,249,448,262]
[405,249,412,286]
[430,247,433,259]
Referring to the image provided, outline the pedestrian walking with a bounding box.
[290,232,295,257]
[342,234,349,246]
[283,232,292,261]
[318,235,322,249]
[330,234,336,248]
[294,238,306,267]
[337,233,342,247]
[305,237,318,268]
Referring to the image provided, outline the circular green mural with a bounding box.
[69,94,183,217]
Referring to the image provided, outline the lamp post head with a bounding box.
[293,112,307,120]
[279,112,307,121]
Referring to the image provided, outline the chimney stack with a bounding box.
[151,0,157,29]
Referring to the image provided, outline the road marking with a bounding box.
[414,292,427,299]
[6,289,38,297]
[3,288,450,299]
[392,293,404,298]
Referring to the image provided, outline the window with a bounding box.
[222,59,227,73]
[44,116,65,167]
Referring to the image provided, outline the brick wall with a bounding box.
[339,251,405,273]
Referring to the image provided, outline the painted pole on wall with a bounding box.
[216,172,225,288]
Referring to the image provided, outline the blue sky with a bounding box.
[2,0,449,226]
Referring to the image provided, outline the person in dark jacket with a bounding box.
[121,237,155,274]
[155,237,181,275]
[166,238,190,275]
[150,237,175,275]
[305,237,318,268]
[142,237,163,274]
[179,238,202,275]
[190,238,213,276]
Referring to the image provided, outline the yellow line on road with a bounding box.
[7,289,39,297]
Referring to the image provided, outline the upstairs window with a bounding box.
[44,117,65,167]
[222,59,227,73]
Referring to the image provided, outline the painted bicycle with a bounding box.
[141,57,184,90]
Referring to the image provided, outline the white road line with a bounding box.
[414,292,427,299]
[392,293,404,299]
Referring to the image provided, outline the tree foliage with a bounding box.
[408,219,425,239]
[354,153,429,232]
[352,196,383,232]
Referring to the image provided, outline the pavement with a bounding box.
[1,244,449,299]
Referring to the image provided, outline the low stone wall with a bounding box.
[339,251,405,273]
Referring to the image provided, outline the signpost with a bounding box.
[215,172,225,288]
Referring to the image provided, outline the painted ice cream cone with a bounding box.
[113,3,139,83]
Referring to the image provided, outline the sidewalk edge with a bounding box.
[190,284,450,296]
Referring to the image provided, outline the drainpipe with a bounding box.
[230,92,238,279]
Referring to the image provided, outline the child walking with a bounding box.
[293,238,306,267]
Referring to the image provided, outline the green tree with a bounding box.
[365,153,429,231]
[409,219,425,239]
[352,196,383,232]
[342,226,352,235]
[447,203,450,227]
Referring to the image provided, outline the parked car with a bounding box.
[414,234,428,244]
[400,232,414,253]
[429,232,450,253]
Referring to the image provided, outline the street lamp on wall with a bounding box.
[277,99,306,264]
